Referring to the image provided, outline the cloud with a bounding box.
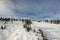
[0,0,60,19]
[0,0,18,18]
[13,0,60,20]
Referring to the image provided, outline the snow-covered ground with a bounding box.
[0,20,60,40]
[32,21,60,40]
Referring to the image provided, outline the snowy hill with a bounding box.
[0,18,60,40]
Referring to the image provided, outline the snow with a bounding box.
[0,20,60,40]
[32,21,60,40]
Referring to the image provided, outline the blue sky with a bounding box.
[0,0,60,20]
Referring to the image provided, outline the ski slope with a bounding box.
[0,20,60,40]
